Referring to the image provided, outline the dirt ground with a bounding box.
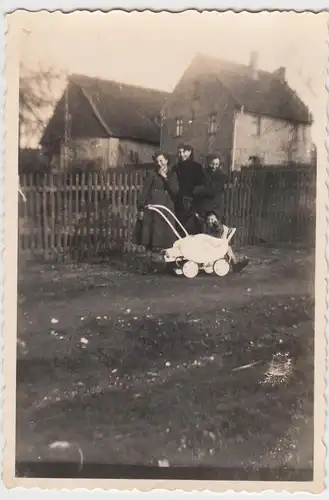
[15,245,315,481]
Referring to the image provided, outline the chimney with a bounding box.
[274,66,286,83]
[249,51,259,79]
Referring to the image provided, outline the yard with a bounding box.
[16,244,315,481]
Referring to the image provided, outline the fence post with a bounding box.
[63,172,70,259]
[93,171,99,255]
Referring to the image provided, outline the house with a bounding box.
[161,52,313,170]
[40,74,169,169]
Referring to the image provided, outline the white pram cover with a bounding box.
[167,234,229,264]
[145,205,231,266]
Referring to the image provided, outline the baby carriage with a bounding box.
[146,204,236,279]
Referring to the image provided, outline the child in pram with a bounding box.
[147,204,248,278]
[201,210,249,273]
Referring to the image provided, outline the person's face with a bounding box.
[178,148,191,161]
[209,158,221,171]
[206,214,219,227]
[155,154,168,170]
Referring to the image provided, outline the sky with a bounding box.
[16,10,328,150]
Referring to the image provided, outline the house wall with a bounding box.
[45,81,111,170]
[60,138,119,169]
[59,137,157,169]
[232,111,313,169]
[161,74,236,169]
[45,81,159,169]
[117,138,158,166]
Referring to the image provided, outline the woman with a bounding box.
[133,152,179,256]
[192,154,228,221]
[194,154,249,273]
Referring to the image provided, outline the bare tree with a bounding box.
[19,62,65,148]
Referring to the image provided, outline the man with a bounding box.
[174,144,205,234]
[247,155,261,168]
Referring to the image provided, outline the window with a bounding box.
[129,150,139,164]
[193,80,201,100]
[299,124,307,144]
[208,113,217,135]
[251,115,261,137]
[288,124,298,144]
[188,109,196,125]
[175,118,184,137]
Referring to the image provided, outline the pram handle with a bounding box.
[18,187,27,203]
[146,204,189,239]
[227,227,236,243]
[146,205,183,240]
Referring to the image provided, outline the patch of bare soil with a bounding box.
[15,246,315,480]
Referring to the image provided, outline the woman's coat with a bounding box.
[192,168,228,220]
[133,168,179,250]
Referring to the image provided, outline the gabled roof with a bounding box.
[175,53,312,124]
[68,74,169,143]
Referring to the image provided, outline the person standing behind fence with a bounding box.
[132,151,179,257]
[174,144,205,234]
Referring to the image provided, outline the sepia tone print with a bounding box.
[2,9,327,492]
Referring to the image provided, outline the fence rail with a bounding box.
[18,166,317,262]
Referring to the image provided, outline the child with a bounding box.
[203,211,249,273]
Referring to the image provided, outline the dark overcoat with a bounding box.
[192,168,228,221]
[132,168,179,250]
[175,158,205,199]
[174,158,205,233]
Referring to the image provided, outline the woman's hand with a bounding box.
[158,166,168,179]
[137,210,144,220]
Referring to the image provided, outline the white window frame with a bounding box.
[251,115,262,137]
[208,113,217,135]
[175,118,184,137]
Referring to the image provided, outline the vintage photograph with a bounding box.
[3,9,327,492]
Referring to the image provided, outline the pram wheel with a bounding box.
[182,260,199,279]
[204,264,214,274]
[213,259,230,277]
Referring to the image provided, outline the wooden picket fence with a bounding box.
[18,166,316,262]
